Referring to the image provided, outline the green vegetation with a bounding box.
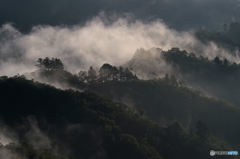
[78,63,138,83]
[36,57,64,70]
[87,78,240,147]
[163,48,240,106]
[28,55,240,148]
[0,77,230,159]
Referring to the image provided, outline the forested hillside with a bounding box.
[127,47,240,107]
[14,57,238,151]
[0,77,230,159]
[2,0,240,158]
[88,79,240,147]
[163,48,240,106]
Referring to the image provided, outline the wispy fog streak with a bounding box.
[0,16,238,76]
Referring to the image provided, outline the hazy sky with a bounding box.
[0,0,240,31]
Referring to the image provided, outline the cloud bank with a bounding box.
[0,16,238,76]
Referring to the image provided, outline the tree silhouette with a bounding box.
[99,64,137,82]
[36,57,64,70]
[87,66,97,82]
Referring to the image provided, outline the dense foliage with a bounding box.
[87,78,240,147]
[28,54,240,149]
[0,77,231,159]
[36,58,64,70]
[163,48,240,106]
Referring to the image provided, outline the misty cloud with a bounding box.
[0,131,14,146]
[25,118,52,149]
[127,48,172,79]
[0,123,18,147]
[0,16,239,76]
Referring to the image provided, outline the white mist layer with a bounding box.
[0,133,13,146]
[0,16,239,76]
[127,48,172,79]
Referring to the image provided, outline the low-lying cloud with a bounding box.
[0,16,239,76]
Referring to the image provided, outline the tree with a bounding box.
[78,71,88,82]
[87,66,97,82]
[223,58,230,66]
[99,64,137,82]
[36,57,64,70]
[214,57,222,65]
[99,63,119,81]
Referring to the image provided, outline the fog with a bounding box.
[0,16,238,76]
[0,119,55,159]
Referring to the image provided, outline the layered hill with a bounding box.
[128,48,240,107]
[0,76,228,159]
[24,55,240,148]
